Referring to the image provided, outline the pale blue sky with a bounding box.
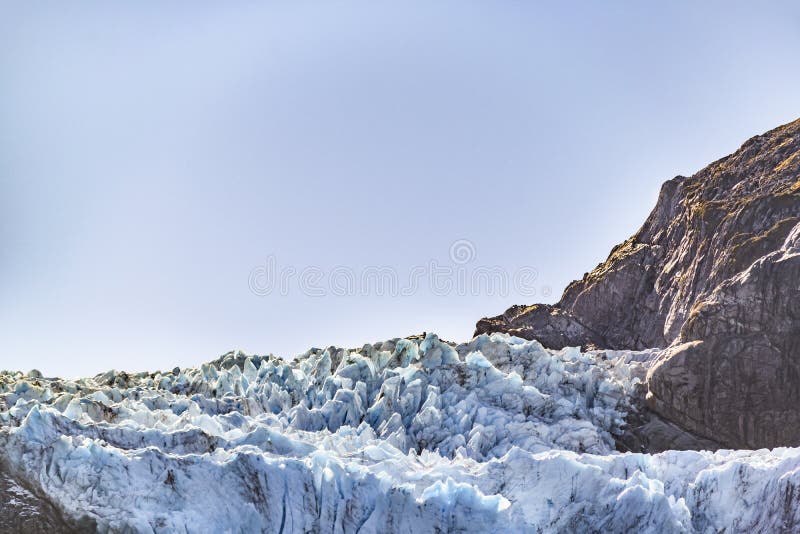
[2,1,799,376]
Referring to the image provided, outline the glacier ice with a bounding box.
[1,333,800,532]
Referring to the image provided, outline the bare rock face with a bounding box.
[476,118,800,449]
[474,304,604,350]
[0,468,83,533]
[647,224,800,448]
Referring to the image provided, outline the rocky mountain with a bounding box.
[476,118,800,449]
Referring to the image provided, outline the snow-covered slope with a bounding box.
[1,334,799,532]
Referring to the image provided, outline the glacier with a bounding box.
[2,333,800,532]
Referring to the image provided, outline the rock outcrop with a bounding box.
[474,304,605,350]
[476,117,800,449]
[0,468,83,533]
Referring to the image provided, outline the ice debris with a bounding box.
[1,333,799,532]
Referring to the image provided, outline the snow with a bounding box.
[1,333,799,532]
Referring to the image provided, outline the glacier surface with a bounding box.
[1,333,800,532]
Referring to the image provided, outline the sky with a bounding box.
[2,1,799,377]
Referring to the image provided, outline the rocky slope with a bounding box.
[476,118,800,449]
[0,469,82,533]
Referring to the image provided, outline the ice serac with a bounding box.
[7,334,800,531]
[0,334,648,531]
[475,117,800,449]
[7,334,800,532]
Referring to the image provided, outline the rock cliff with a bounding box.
[476,118,800,449]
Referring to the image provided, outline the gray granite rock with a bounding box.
[477,118,800,448]
[474,304,604,350]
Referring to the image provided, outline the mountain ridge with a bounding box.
[476,117,800,448]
